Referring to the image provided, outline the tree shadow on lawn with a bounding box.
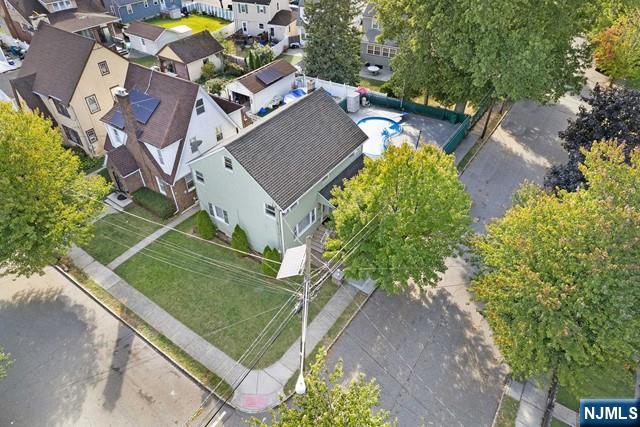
[327,282,508,427]
[0,287,101,426]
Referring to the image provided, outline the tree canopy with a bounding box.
[592,9,640,87]
[245,43,275,71]
[472,141,640,394]
[0,348,10,380]
[326,144,471,294]
[545,84,640,191]
[303,0,362,85]
[0,103,110,276]
[374,0,590,105]
[252,350,395,427]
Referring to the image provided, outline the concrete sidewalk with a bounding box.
[107,204,197,270]
[68,245,358,413]
[506,379,577,427]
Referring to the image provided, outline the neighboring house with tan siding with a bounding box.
[10,24,129,156]
[157,31,224,82]
[100,64,245,212]
[189,89,368,254]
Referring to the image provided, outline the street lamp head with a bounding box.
[295,373,306,395]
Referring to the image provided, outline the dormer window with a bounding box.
[195,98,205,115]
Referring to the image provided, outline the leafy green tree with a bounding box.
[592,9,640,86]
[245,43,274,71]
[201,62,217,80]
[252,349,395,427]
[326,144,471,293]
[374,0,590,106]
[231,224,250,253]
[304,0,362,85]
[196,210,216,240]
[582,0,640,35]
[262,246,281,277]
[205,78,228,95]
[472,141,640,422]
[0,347,10,380]
[0,103,110,276]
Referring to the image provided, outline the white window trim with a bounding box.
[156,176,167,195]
[223,156,233,172]
[264,203,276,219]
[211,203,229,224]
[126,4,133,14]
[156,148,164,165]
[294,208,316,238]
[185,174,195,192]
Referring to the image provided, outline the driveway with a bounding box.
[0,267,239,427]
[326,83,589,426]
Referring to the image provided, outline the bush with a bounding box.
[68,146,104,174]
[205,78,227,95]
[231,224,250,253]
[131,187,175,219]
[224,61,245,77]
[196,210,216,239]
[262,246,281,277]
[201,62,217,80]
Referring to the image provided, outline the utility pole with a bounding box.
[295,235,312,395]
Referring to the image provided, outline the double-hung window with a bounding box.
[156,176,167,195]
[224,156,233,171]
[195,170,204,183]
[98,61,110,76]
[264,203,276,218]
[294,208,316,238]
[52,98,70,117]
[85,94,100,114]
[238,3,247,13]
[185,174,195,191]
[195,98,205,115]
[209,203,229,224]
[215,126,223,141]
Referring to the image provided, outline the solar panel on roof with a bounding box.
[108,111,125,129]
[255,68,283,86]
[129,90,160,124]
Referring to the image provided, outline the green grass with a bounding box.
[129,55,157,68]
[494,395,519,427]
[146,14,230,33]
[551,419,570,427]
[62,260,232,395]
[278,54,302,65]
[358,77,385,93]
[81,205,164,265]
[115,215,339,368]
[556,365,636,412]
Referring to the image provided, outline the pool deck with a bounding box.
[349,105,460,149]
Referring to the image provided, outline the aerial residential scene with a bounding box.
[0,0,639,426]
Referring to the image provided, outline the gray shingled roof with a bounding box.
[15,24,94,104]
[125,21,166,40]
[10,73,56,123]
[162,31,223,64]
[225,89,368,208]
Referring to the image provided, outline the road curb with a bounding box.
[52,265,229,408]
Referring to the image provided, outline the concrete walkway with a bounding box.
[107,205,197,270]
[506,380,577,427]
[68,245,358,413]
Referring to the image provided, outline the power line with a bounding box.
[99,217,299,293]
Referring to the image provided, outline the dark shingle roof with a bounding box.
[235,59,297,94]
[5,0,45,19]
[319,154,365,201]
[268,9,296,26]
[108,145,140,176]
[100,64,199,149]
[224,89,368,208]
[211,95,243,114]
[49,11,118,33]
[16,24,94,104]
[10,73,56,123]
[125,21,166,40]
[162,31,223,64]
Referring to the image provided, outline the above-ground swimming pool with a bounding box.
[357,115,406,158]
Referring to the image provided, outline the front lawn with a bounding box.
[556,364,636,411]
[115,215,338,368]
[278,54,302,65]
[146,14,230,33]
[81,205,164,265]
[494,395,519,427]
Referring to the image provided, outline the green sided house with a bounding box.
[189,89,368,255]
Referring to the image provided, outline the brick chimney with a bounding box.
[114,87,159,192]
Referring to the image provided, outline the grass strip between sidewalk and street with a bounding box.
[493,395,519,427]
[59,260,233,397]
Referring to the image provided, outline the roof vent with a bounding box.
[114,87,128,97]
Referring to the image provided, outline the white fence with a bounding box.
[296,76,358,100]
[213,22,236,37]
[182,2,234,21]
[271,36,288,57]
